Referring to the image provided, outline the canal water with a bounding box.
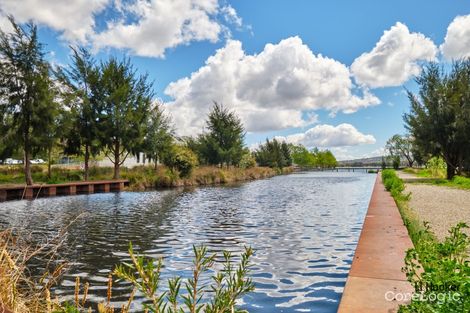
[0,171,375,312]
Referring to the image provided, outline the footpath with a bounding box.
[338,174,414,312]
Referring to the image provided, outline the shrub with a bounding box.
[382,169,406,198]
[399,223,470,312]
[1,229,255,313]
[451,176,470,189]
[425,157,447,178]
[112,244,255,313]
[239,152,256,169]
[163,145,198,178]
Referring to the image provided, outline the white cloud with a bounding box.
[165,37,380,135]
[92,0,226,58]
[0,0,240,58]
[221,5,242,28]
[0,0,108,42]
[276,124,376,148]
[351,22,437,88]
[440,14,470,60]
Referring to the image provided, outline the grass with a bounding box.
[402,167,470,190]
[124,165,293,190]
[0,164,293,190]
[383,170,470,312]
[0,229,67,313]
[402,167,446,179]
[382,169,434,245]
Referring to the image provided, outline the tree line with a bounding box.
[386,61,470,179]
[0,18,337,185]
[289,145,337,169]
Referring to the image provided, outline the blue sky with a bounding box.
[1,0,469,160]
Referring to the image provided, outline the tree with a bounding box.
[56,47,100,180]
[404,61,470,179]
[141,103,174,169]
[322,150,337,168]
[98,58,153,179]
[385,134,416,168]
[198,103,245,167]
[254,138,290,169]
[0,18,57,185]
[290,144,317,168]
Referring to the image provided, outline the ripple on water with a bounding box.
[0,171,375,313]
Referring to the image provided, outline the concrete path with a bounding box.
[338,174,414,313]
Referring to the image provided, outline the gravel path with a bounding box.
[405,183,470,240]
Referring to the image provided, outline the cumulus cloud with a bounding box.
[93,0,226,57]
[0,0,241,58]
[440,14,470,60]
[165,37,380,135]
[275,123,376,148]
[0,0,108,42]
[351,22,437,88]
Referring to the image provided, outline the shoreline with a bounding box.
[0,166,294,201]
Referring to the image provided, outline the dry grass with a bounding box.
[126,165,294,190]
[0,229,67,313]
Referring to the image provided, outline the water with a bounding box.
[0,171,375,312]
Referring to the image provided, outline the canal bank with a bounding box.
[338,174,414,312]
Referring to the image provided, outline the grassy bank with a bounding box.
[403,168,470,190]
[382,170,470,312]
[0,164,293,189]
[382,169,432,244]
[124,165,293,190]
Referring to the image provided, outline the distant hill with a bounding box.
[338,156,384,166]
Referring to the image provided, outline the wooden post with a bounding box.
[86,184,94,194]
[69,185,76,195]
[0,190,6,201]
[24,187,33,200]
[45,186,56,197]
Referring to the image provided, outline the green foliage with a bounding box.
[192,103,245,167]
[386,134,416,167]
[392,155,401,170]
[114,244,255,313]
[404,61,470,179]
[254,139,292,169]
[98,57,153,179]
[382,169,407,199]
[163,145,198,178]
[425,157,447,178]
[290,145,316,168]
[399,223,470,313]
[290,145,337,169]
[239,151,256,169]
[141,104,174,167]
[0,18,59,185]
[56,46,101,180]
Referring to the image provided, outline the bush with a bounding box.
[382,169,406,198]
[425,157,447,178]
[399,223,470,313]
[239,152,256,169]
[451,176,470,189]
[163,145,198,178]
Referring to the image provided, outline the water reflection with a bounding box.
[0,171,375,313]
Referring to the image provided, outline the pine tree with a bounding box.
[56,47,101,180]
[98,58,153,179]
[0,18,57,185]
